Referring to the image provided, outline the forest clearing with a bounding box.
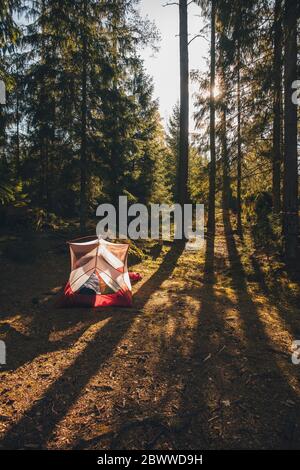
[0,210,300,449]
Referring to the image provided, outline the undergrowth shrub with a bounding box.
[244,191,280,249]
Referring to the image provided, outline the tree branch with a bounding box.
[188,33,207,45]
[162,1,194,5]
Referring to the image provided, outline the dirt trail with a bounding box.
[0,216,300,449]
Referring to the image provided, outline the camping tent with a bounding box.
[60,237,133,308]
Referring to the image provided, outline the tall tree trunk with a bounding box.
[15,68,20,176]
[39,89,48,209]
[207,0,216,236]
[221,107,229,207]
[39,0,48,210]
[283,0,298,265]
[272,0,283,214]
[110,1,120,212]
[0,109,6,164]
[221,69,230,210]
[236,42,242,237]
[48,97,56,211]
[80,0,88,233]
[178,0,189,209]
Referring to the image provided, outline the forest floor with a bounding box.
[0,210,300,450]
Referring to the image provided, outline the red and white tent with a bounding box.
[60,237,133,308]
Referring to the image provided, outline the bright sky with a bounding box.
[138,0,209,132]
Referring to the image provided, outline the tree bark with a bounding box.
[221,69,230,210]
[178,0,189,209]
[207,0,216,236]
[39,0,48,211]
[272,0,283,214]
[80,0,88,233]
[236,42,242,237]
[283,0,298,264]
[15,67,20,177]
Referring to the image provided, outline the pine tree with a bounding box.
[178,0,189,209]
[283,0,298,265]
[208,0,216,237]
[272,0,283,214]
[166,103,180,202]
[0,0,20,203]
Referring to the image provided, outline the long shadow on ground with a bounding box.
[249,254,300,339]
[169,213,300,449]
[170,231,238,449]
[0,238,98,371]
[0,243,185,449]
[91,234,220,450]
[222,207,300,449]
